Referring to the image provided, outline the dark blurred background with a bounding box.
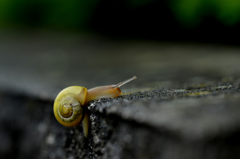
[1,0,240,44]
[1,1,240,159]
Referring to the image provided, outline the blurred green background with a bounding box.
[0,0,239,44]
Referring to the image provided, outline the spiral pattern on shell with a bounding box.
[53,86,87,127]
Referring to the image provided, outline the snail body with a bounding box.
[53,76,137,137]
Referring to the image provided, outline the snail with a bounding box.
[53,76,137,137]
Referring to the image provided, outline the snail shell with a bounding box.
[53,86,87,127]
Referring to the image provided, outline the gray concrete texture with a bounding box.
[0,29,240,159]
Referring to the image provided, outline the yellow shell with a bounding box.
[53,86,87,127]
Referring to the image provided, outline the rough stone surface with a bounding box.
[1,29,240,159]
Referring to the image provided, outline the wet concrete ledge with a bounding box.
[1,30,240,159]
